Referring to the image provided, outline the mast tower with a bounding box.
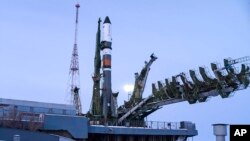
[68,3,82,115]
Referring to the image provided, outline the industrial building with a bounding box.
[0,98,197,141]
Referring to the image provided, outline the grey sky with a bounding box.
[0,0,250,141]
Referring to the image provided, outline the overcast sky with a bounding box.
[0,0,250,141]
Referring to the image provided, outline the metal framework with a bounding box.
[68,3,82,115]
[87,17,250,125]
[117,56,250,123]
[89,18,102,116]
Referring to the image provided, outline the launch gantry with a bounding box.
[86,17,250,126]
[117,56,250,123]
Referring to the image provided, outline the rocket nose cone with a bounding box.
[104,16,111,24]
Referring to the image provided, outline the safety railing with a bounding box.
[0,108,44,131]
[89,119,196,130]
[0,109,44,121]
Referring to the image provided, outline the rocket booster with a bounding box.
[101,16,115,119]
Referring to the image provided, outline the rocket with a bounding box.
[101,16,116,119]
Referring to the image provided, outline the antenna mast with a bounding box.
[69,3,82,115]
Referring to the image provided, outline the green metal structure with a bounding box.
[117,56,250,123]
[89,18,102,117]
[88,18,250,126]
